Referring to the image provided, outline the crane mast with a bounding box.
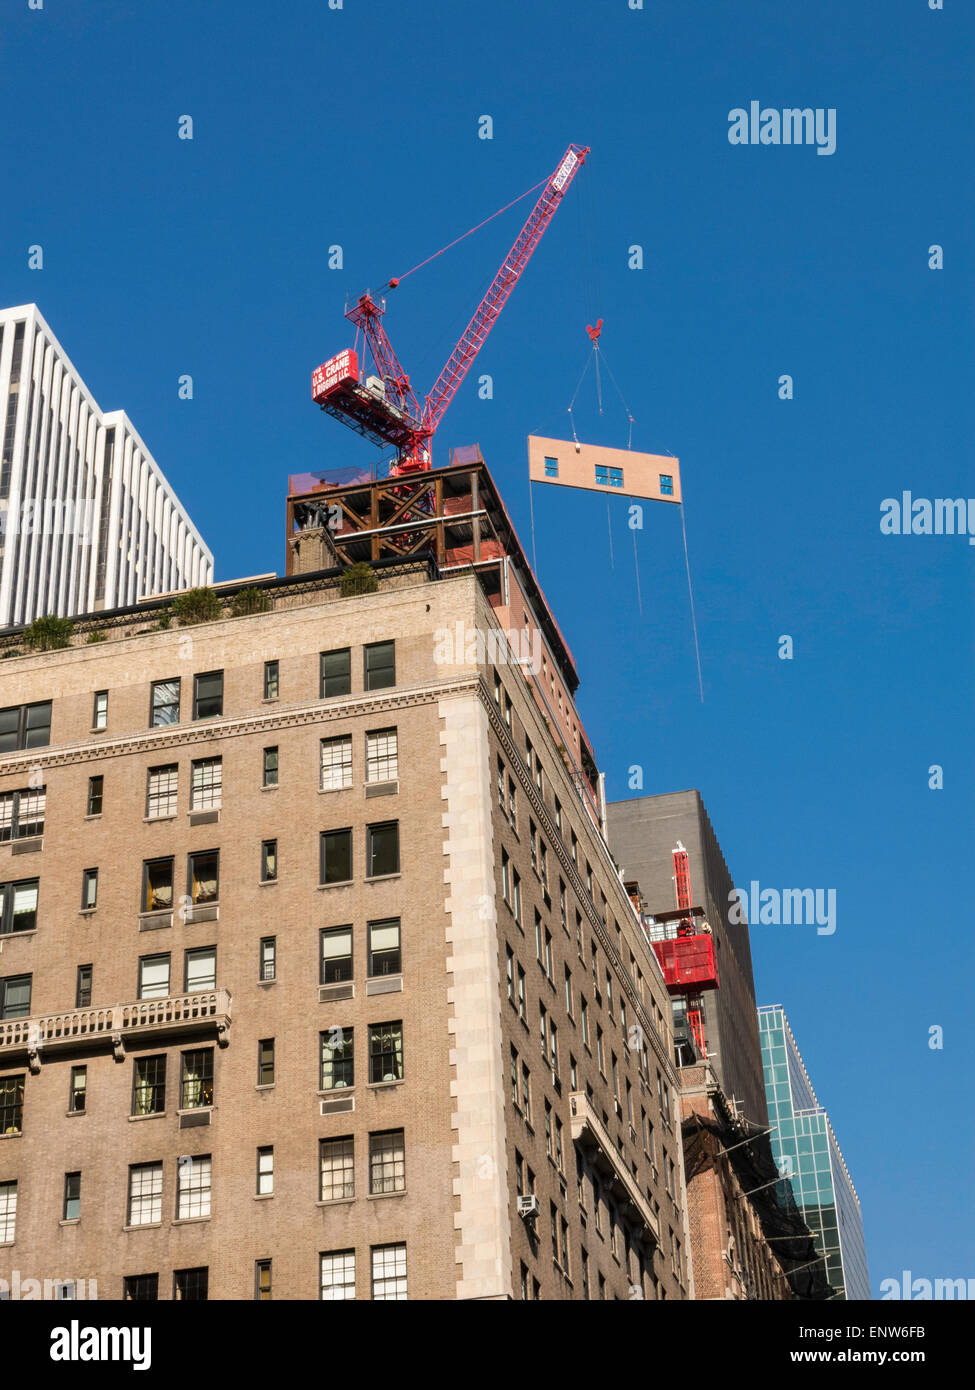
[311,143,589,475]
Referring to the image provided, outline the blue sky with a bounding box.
[4,0,973,1293]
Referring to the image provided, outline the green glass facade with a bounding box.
[759,1005,870,1300]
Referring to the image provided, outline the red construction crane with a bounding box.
[311,143,589,475]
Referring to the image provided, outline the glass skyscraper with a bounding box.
[758,1005,870,1300]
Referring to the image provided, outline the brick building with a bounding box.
[0,455,689,1301]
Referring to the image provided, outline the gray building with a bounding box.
[607,790,768,1132]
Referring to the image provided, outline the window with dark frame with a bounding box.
[180,1049,214,1109]
[0,879,38,935]
[320,1027,353,1090]
[132,1055,166,1116]
[260,936,276,981]
[320,1136,354,1201]
[0,787,46,840]
[263,660,279,700]
[255,1260,272,1300]
[69,1065,86,1113]
[92,691,108,731]
[320,926,352,984]
[63,1171,81,1221]
[173,1268,208,1301]
[0,701,52,753]
[176,1156,211,1219]
[0,974,31,1020]
[258,1039,275,1086]
[367,918,400,976]
[320,735,353,791]
[146,765,178,819]
[320,648,351,698]
[142,857,174,912]
[260,840,277,883]
[366,821,398,877]
[262,746,278,787]
[188,850,219,904]
[86,775,103,816]
[371,1243,407,1300]
[127,1163,162,1226]
[123,1274,158,1301]
[368,1021,403,1084]
[0,1074,24,1134]
[138,954,170,1001]
[364,640,395,691]
[192,671,223,721]
[75,965,92,1008]
[321,1250,355,1300]
[184,946,216,992]
[320,828,352,884]
[190,758,222,810]
[365,728,398,783]
[257,1147,273,1196]
[149,679,180,728]
[369,1129,405,1194]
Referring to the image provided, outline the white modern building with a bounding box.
[0,304,212,629]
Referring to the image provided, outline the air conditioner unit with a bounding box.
[517,1195,540,1220]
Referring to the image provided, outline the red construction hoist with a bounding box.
[650,843,720,1059]
[311,143,589,475]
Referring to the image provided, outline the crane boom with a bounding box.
[422,143,589,432]
[311,142,589,473]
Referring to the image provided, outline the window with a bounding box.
[0,1075,24,1135]
[75,965,92,1008]
[501,849,510,905]
[559,880,567,932]
[261,840,277,883]
[0,1181,16,1241]
[506,945,515,1001]
[0,787,46,840]
[255,1260,272,1300]
[0,880,38,935]
[368,918,401,976]
[512,870,522,924]
[497,756,505,811]
[190,758,222,810]
[146,766,177,819]
[185,946,216,992]
[0,974,31,1020]
[366,821,399,877]
[564,965,573,1016]
[260,936,276,981]
[517,966,526,1022]
[371,1243,407,1300]
[320,1137,354,1201]
[659,473,674,496]
[596,1026,605,1074]
[570,1054,577,1090]
[544,930,553,980]
[508,778,517,831]
[86,775,103,816]
[529,820,537,872]
[142,857,173,912]
[555,797,562,835]
[63,1171,81,1221]
[79,868,97,911]
[262,745,278,787]
[192,671,223,720]
[595,464,623,487]
[132,1056,166,1116]
[188,850,219,905]
[320,648,351,698]
[181,1049,214,1109]
[256,1147,273,1196]
[320,1027,353,1090]
[0,701,52,753]
[128,1163,163,1226]
[320,736,353,791]
[365,728,398,782]
[150,679,180,727]
[176,1154,211,1219]
[321,926,352,984]
[534,912,543,961]
[364,640,395,691]
[580,996,590,1046]
[123,1274,158,1301]
[258,1039,275,1087]
[321,829,352,884]
[138,954,170,1000]
[92,691,108,731]
[174,1268,208,1301]
[521,1063,532,1122]
[369,1129,405,1194]
[369,1021,403,1083]
[69,1066,86,1114]
[544,456,558,478]
[586,862,593,897]
[570,830,577,865]
[540,841,549,893]
[321,1250,355,1300]
[263,660,279,700]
